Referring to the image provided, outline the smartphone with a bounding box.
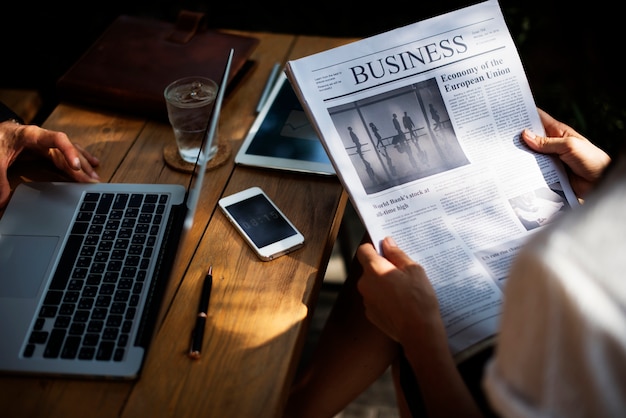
[218,187,305,260]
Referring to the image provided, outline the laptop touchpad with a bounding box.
[0,235,58,298]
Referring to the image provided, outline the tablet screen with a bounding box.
[235,72,335,175]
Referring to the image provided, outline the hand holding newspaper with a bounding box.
[285,0,579,358]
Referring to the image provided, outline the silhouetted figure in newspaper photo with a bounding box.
[430,103,441,131]
[403,111,417,141]
[348,126,362,155]
[392,113,403,137]
[392,113,411,162]
[370,122,384,148]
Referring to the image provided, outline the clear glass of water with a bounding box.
[164,77,219,164]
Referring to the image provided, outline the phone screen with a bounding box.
[223,193,298,248]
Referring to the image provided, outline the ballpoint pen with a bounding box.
[189,266,213,359]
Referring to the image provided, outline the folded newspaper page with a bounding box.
[286,0,579,357]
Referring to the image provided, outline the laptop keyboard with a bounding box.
[23,191,170,362]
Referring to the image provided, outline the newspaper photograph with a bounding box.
[286,0,579,357]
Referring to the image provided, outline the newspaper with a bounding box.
[285,0,580,357]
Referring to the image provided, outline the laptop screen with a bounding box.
[184,48,234,231]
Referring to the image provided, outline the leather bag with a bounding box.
[57,11,259,120]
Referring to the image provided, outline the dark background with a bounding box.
[3,0,623,155]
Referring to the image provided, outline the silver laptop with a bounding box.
[0,49,234,380]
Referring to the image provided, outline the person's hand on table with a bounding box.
[0,120,100,207]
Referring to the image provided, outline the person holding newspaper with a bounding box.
[284,108,620,418]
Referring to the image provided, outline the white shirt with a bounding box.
[483,157,626,418]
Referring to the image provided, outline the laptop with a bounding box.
[0,49,234,380]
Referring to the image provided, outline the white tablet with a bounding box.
[235,71,335,175]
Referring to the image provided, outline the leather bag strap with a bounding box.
[167,10,207,44]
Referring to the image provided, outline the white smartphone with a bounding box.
[218,186,305,261]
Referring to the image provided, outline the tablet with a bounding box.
[235,71,335,175]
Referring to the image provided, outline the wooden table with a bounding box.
[0,30,356,418]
